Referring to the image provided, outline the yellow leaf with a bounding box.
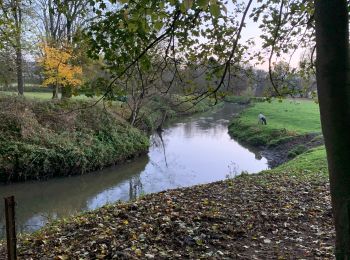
[38,43,83,89]
[135,248,142,256]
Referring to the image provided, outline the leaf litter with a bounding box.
[0,170,334,259]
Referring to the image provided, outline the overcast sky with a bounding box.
[233,0,304,70]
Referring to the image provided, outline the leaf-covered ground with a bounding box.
[0,167,334,259]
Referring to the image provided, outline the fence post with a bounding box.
[4,196,16,260]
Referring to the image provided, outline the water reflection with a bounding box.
[0,103,268,237]
[0,156,149,237]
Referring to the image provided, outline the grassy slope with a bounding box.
[228,98,328,177]
[0,95,149,182]
[228,99,322,146]
[270,146,328,178]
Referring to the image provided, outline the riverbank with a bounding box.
[228,99,324,167]
[0,95,149,182]
[0,147,333,259]
[0,94,214,182]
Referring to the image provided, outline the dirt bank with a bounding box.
[262,133,324,168]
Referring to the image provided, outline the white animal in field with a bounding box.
[258,113,267,125]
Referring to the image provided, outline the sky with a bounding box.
[232,0,305,70]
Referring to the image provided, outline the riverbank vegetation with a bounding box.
[0,93,214,183]
[228,99,322,147]
[224,95,266,105]
[0,95,149,182]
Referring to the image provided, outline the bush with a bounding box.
[138,95,214,131]
[0,96,149,182]
[224,95,251,104]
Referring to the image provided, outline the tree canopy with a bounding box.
[39,44,82,98]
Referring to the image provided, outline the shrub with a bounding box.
[0,96,149,182]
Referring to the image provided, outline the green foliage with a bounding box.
[85,0,247,100]
[0,96,149,182]
[287,144,307,158]
[224,95,251,104]
[137,95,215,131]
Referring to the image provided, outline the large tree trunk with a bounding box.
[314,1,350,258]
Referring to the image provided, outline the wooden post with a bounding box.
[4,196,16,260]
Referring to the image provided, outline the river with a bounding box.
[0,103,268,238]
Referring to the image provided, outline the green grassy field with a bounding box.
[238,99,321,133]
[229,98,328,179]
[0,91,94,100]
[229,99,322,146]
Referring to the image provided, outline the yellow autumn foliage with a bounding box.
[39,44,82,88]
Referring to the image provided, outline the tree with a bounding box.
[39,44,82,99]
[314,1,350,258]
[86,0,252,104]
[33,0,92,98]
[0,46,17,89]
[0,0,27,95]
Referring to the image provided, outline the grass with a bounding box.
[0,91,53,100]
[228,97,328,180]
[270,146,328,179]
[228,99,322,146]
[0,91,94,100]
[239,99,321,133]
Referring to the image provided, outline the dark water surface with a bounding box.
[0,104,268,237]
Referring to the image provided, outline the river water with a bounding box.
[0,103,268,238]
